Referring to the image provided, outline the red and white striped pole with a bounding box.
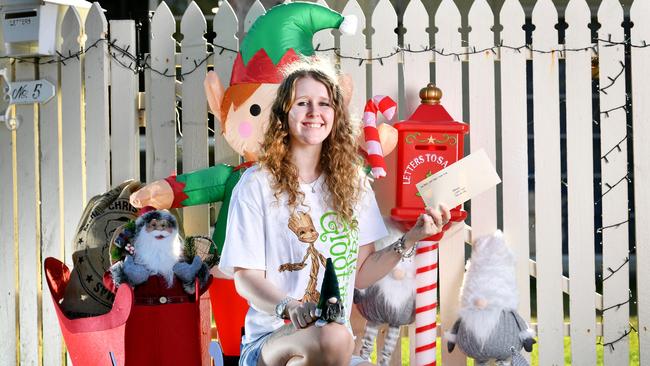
[414,239,439,366]
[413,210,466,366]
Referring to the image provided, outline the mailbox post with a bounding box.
[391,84,468,366]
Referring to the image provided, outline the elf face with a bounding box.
[222,83,278,161]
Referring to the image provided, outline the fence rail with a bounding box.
[0,0,647,365]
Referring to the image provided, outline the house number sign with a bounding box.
[7,79,55,104]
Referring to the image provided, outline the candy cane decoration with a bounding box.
[362,95,397,178]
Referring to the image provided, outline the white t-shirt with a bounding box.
[219,165,387,344]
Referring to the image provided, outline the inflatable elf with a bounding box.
[130,2,360,360]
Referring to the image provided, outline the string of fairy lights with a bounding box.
[592,42,636,353]
[1,35,642,352]
[1,36,649,77]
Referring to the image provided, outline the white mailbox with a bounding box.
[0,0,92,57]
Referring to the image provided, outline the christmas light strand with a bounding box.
[600,324,637,352]
[602,256,629,282]
[599,60,626,94]
[601,294,632,313]
[601,135,628,163]
[1,38,649,77]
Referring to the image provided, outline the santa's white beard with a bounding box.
[133,230,182,287]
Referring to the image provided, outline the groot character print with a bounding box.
[279,211,326,303]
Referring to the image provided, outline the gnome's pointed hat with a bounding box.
[230,2,357,85]
[317,257,342,311]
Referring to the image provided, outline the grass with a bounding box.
[391,330,640,365]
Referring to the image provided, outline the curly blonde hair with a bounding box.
[258,61,362,224]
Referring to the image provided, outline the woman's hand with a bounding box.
[404,203,451,245]
[285,300,317,329]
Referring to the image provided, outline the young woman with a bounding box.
[219,59,450,366]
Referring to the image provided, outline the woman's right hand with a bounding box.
[285,300,317,329]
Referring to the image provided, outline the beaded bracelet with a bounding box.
[392,235,417,259]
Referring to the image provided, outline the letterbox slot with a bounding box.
[415,144,447,151]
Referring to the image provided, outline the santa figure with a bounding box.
[106,209,213,366]
[110,209,211,294]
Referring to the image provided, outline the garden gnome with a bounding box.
[354,218,415,365]
[445,231,535,366]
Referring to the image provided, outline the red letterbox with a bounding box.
[391,84,469,225]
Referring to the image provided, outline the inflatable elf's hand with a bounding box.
[130,179,174,209]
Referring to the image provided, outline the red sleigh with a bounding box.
[45,257,212,365]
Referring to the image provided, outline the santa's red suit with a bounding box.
[104,273,210,365]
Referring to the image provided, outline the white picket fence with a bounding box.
[0,0,648,365]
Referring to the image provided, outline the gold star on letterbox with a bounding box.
[427,136,435,144]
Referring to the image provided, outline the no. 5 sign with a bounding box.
[6,79,55,104]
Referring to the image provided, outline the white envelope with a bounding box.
[416,149,501,208]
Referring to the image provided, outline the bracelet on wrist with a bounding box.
[392,234,417,259]
[275,296,295,319]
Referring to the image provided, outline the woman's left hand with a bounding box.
[404,203,451,245]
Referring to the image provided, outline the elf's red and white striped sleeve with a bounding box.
[362,95,397,178]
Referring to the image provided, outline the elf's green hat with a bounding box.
[230,2,357,85]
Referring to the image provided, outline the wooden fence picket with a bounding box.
[38,54,64,366]
[468,0,497,237]
[84,3,111,198]
[180,2,209,237]
[211,0,240,167]
[499,0,531,329]
[180,7,212,364]
[244,0,265,34]
[565,0,597,363]
[0,61,17,366]
[434,1,465,365]
[631,0,650,363]
[61,7,85,269]
[339,0,370,359]
[531,1,564,364]
[402,0,430,119]
[15,60,39,366]
[370,0,399,217]
[598,0,630,364]
[434,0,463,124]
[109,20,139,185]
[147,1,177,182]
[370,2,400,362]
[339,0,366,118]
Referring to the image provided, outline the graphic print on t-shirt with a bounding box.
[279,211,326,303]
[318,211,359,306]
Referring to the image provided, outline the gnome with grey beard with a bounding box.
[445,231,535,366]
[354,218,415,365]
[109,209,212,295]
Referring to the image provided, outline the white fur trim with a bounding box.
[339,15,357,35]
[443,331,456,343]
